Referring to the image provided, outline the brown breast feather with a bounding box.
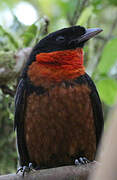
[24,83,96,168]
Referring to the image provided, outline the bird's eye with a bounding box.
[56,36,65,42]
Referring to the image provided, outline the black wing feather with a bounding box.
[75,73,104,147]
[14,79,30,166]
[85,73,104,147]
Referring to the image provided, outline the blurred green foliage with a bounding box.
[22,24,38,47]
[97,38,117,74]
[0,93,17,174]
[0,0,117,175]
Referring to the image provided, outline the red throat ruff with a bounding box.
[36,48,84,67]
[28,48,85,86]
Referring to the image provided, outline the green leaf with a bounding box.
[97,38,117,74]
[91,0,102,8]
[78,6,93,26]
[22,24,37,46]
[91,0,105,12]
[39,0,58,17]
[58,0,78,17]
[0,25,19,49]
[96,78,117,105]
[106,0,117,6]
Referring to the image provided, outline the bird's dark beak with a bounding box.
[78,28,103,43]
[69,28,103,48]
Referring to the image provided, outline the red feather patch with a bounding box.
[28,48,85,86]
[36,48,84,68]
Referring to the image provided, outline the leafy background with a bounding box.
[0,0,117,175]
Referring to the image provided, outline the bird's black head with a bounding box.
[33,25,103,54]
[22,25,103,78]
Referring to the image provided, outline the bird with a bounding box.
[14,25,104,174]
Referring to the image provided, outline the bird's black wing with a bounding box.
[85,73,104,147]
[75,73,104,148]
[14,78,30,166]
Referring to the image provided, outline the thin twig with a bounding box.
[67,0,89,26]
[92,12,117,72]
[95,36,112,41]
[99,13,117,58]
[0,85,15,97]
[41,16,50,35]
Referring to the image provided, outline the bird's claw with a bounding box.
[16,163,34,176]
[75,157,90,166]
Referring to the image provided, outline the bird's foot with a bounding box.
[75,157,90,166]
[16,163,35,176]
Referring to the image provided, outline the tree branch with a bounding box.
[0,47,32,96]
[0,163,97,180]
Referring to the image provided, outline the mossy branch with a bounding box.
[0,47,32,96]
[0,162,97,180]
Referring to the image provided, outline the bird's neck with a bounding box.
[28,48,85,86]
